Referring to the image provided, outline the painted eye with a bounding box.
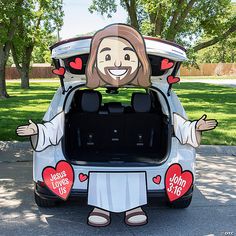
[124,54,130,61]
[105,54,111,61]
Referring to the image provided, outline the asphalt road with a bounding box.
[0,147,235,236]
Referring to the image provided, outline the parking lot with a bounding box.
[0,144,235,236]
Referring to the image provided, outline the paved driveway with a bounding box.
[0,146,235,236]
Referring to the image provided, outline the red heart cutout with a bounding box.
[52,67,65,76]
[79,173,88,182]
[153,175,161,184]
[165,163,193,202]
[42,161,74,200]
[167,75,180,85]
[161,59,174,70]
[69,58,82,70]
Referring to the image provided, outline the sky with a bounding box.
[60,0,127,39]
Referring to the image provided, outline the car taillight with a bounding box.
[37,181,46,187]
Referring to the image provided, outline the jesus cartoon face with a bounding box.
[86,24,151,89]
[96,37,140,86]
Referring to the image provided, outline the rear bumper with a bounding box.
[34,182,194,201]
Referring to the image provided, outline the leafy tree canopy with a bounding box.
[197,35,236,63]
[11,0,63,67]
[89,0,236,53]
[10,0,64,88]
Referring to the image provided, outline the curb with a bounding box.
[196,145,236,156]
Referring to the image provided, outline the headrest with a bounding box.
[72,90,83,110]
[131,93,151,113]
[81,90,101,112]
[107,102,124,113]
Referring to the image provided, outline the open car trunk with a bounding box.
[63,87,171,166]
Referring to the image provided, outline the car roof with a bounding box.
[50,35,187,62]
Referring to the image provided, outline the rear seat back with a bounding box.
[125,93,162,151]
[81,90,102,112]
[131,93,152,113]
[69,90,104,152]
[79,90,103,149]
[107,102,124,114]
[105,102,125,151]
[67,90,162,156]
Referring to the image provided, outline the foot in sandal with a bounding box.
[125,207,147,226]
[88,208,110,227]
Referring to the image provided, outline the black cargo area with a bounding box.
[63,88,170,165]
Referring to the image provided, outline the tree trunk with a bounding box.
[20,45,33,89]
[221,44,226,63]
[123,0,139,30]
[11,43,34,89]
[0,46,10,98]
[20,69,30,89]
[231,51,235,63]
[0,0,24,98]
[149,4,162,36]
[0,62,9,99]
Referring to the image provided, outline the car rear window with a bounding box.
[99,88,146,105]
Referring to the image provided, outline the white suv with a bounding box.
[17,25,217,225]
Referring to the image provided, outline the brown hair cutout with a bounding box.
[86,24,151,89]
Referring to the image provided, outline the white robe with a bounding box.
[30,112,64,152]
[31,112,199,212]
[88,172,147,212]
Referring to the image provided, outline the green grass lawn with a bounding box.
[0,81,235,145]
[173,83,236,146]
[0,82,60,142]
[181,76,236,80]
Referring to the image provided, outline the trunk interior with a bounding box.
[63,87,170,166]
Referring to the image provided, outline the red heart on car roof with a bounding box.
[70,57,83,70]
[167,75,180,85]
[52,67,65,76]
[161,59,174,70]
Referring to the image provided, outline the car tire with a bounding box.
[34,191,57,207]
[167,195,192,209]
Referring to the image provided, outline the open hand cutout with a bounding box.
[196,115,218,131]
[16,120,38,137]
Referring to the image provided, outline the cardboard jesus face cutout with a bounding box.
[97,37,139,85]
[86,24,151,89]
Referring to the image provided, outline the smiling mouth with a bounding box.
[108,69,128,77]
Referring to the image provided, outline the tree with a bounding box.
[11,0,63,89]
[89,0,236,53]
[31,34,58,64]
[197,35,236,63]
[0,0,23,98]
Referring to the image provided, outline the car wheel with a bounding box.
[167,195,192,209]
[34,191,57,207]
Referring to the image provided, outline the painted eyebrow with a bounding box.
[123,47,134,51]
[100,47,111,53]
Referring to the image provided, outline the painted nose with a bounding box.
[114,60,122,67]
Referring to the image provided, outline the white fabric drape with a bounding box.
[88,172,147,213]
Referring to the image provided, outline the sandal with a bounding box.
[87,211,110,227]
[125,211,147,226]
